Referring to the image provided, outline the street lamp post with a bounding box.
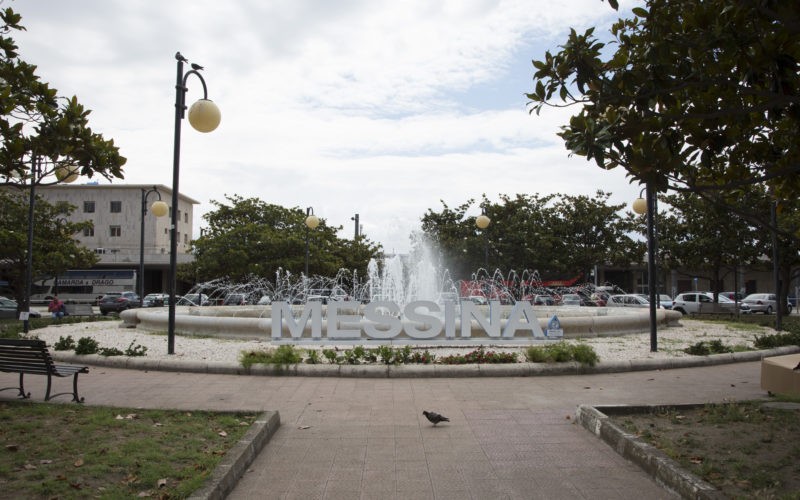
[139,186,168,306]
[633,185,658,352]
[351,213,360,239]
[305,207,319,277]
[476,208,491,269]
[167,52,221,355]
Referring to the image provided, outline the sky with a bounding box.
[14,0,642,254]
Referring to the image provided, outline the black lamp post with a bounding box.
[351,213,360,239]
[167,52,220,355]
[476,208,490,269]
[139,186,168,306]
[305,207,319,277]
[633,185,658,352]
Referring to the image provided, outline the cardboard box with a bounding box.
[761,354,800,396]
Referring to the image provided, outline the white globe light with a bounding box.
[188,99,221,133]
[55,165,79,183]
[632,197,648,215]
[305,215,320,229]
[476,214,490,229]
[150,200,168,218]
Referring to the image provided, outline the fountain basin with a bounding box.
[121,304,682,343]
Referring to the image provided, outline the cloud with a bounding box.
[14,0,642,254]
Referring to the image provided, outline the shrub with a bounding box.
[74,337,99,355]
[53,335,76,351]
[376,345,396,365]
[305,349,320,364]
[684,340,733,356]
[239,344,302,368]
[124,341,148,357]
[571,343,600,366]
[98,346,124,356]
[524,342,600,366]
[753,330,800,350]
[440,347,517,364]
[411,349,436,364]
[322,349,340,364]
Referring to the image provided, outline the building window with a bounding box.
[184,234,188,244]
[83,201,95,213]
[83,226,94,237]
[164,228,168,235]
[110,201,122,213]
[184,212,188,223]
[110,225,121,237]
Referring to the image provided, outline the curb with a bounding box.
[51,345,800,377]
[575,404,726,499]
[188,410,281,500]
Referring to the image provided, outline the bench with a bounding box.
[64,304,95,317]
[0,339,89,403]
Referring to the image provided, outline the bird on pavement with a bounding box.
[423,410,450,425]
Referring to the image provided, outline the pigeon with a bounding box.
[423,410,449,425]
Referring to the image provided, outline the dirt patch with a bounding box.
[611,401,800,498]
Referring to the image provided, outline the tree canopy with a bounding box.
[0,8,126,185]
[527,0,799,234]
[0,190,97,305]
[183,195,382,283]
[419,191,640,280]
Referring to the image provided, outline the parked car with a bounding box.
[672,292,750,315]
[257,295,272,305]
[178,293,209,306]
[142,293,169,307]
[634,294,673,309]
[222,293,249,306]
[98,291,140,315]
[720,291,744,302]
[0,298,42,319]
[558,293,583,306]
[742,293,793,314]
[524,294,555,306]
[608,294,654,308]
[463,295,488,305]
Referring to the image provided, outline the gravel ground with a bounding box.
[27,318,774,364]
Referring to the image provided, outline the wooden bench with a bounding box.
[0,339,89,403]
[64,304,95,317]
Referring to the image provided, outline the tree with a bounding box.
[183,195,382,283]
[0,190,97,307]
[656,191,765,298]
[527,0,800,235]
[419,192,640,280]
[0,8,126,185]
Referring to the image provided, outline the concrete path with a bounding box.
[1,361,766,499]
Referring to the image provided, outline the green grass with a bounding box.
[0,401,256,499]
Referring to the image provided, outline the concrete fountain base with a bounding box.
[120,305,682,343]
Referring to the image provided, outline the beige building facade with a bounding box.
[36,183,198,295]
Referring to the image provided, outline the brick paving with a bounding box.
[0,360,766,499]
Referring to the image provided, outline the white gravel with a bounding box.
[26,318,775,364]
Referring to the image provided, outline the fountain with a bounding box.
[121,246,681,343]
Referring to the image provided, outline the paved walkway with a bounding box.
[0,359,767,499]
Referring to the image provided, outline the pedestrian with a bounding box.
[48,295,65,321]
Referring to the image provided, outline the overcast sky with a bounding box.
[14,0,641,254]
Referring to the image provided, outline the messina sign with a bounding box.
[270,300,546,341]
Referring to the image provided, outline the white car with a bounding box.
[608,294,654,308]
[672,292,750,315]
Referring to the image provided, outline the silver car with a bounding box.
[742,293,792,314]
[608,294,653,308]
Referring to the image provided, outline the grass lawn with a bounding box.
[0,401,257,499]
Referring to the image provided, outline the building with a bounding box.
[35,183,198,295]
